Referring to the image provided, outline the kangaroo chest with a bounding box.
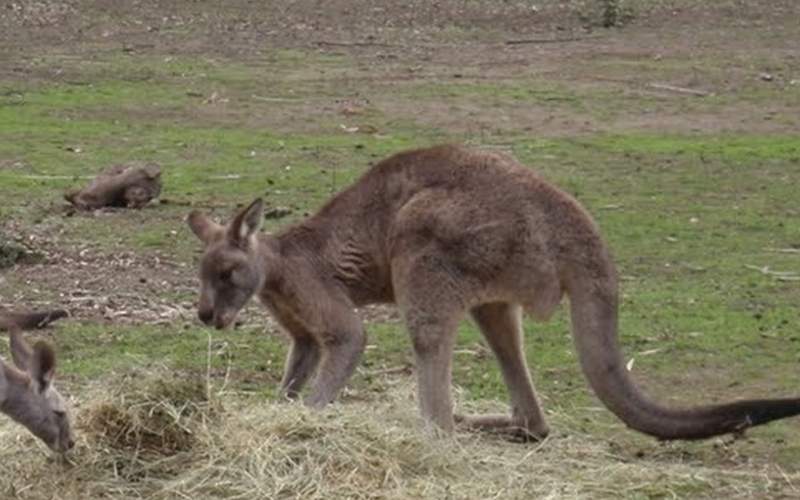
[259,292,310,334]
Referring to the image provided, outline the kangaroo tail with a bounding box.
[567,271,800,440]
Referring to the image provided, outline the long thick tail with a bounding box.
[0,310,68,331]
[567,273,800,440]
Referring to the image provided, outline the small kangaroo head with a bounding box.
[2,332,74,453]
[187,199,266,329]
[124,185,151,208]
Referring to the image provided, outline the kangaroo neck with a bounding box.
[0,365,29,419]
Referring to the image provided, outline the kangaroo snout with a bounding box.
[213,312,235,330]
[56,436,76,453]
[198,307,234,330]
[198,308,214,325]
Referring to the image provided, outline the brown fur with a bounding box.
[65,163,162,210]
[0,311,74,452]
[0,309,68,330]
[188,144,800,440]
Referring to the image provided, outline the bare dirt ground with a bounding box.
[2,0,798,324]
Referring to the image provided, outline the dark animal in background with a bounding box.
[0,309,68,329]
[65,163,162,210]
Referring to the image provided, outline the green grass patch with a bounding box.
[1,35,799,487]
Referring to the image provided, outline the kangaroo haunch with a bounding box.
[65,163,162,210]
[0,310,74,452]
[187,144,800,441]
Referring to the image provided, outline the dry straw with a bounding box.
[0,368,796,499]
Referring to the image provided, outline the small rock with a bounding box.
[760,72,774,82]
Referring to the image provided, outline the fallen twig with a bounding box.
[744,264,800,281]
[765,248,800,254]
[505,36,600,45]
[315,40,397,48]
[647,83,712,97]
[251,95,301,103]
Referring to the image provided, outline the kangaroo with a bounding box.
[187,144,800,441]
[66,163,162,210]
[0,310,75,452]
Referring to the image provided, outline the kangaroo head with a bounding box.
[2,332,74,453]
[124,185,151,208]
[187,198,267,329]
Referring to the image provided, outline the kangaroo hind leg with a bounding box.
[394,256,465,434]
[403,305,461,434]
[457,302,549,441]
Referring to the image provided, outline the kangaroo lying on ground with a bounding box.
[187,144,800,440]
[0,310,74,452]
[65,163,162,210]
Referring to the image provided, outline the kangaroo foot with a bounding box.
[454,413,549,442]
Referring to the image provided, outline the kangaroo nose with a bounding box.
[66,438,75,450]
[198,309,213,325]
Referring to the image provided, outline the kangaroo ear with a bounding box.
[187,211,225,245]
[143,163,161,178]
[30,341,56,391]
[64,190,80,205]
[9,329,33,372]
[229,198,264,247]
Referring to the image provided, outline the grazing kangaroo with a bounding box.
[187,144,800,441]
[0,310,74,452]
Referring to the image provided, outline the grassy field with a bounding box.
[1,1,799,498]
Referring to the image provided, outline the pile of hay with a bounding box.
[0,370,795,499]
[84,376,208,456]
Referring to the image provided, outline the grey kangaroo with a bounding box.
[0,310,74,452]
[65,163,162,210]
[187,144,800,440]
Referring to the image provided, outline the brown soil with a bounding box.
[1,0,798,323]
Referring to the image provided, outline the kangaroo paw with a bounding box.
[455,413,549,442]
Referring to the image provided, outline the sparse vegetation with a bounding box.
[580,0,636,27]
[0,234,27,269]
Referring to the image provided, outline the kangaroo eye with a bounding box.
[53,410,66,418]
[219,269,233,281]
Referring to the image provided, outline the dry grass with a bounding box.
[0,369,797,499]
